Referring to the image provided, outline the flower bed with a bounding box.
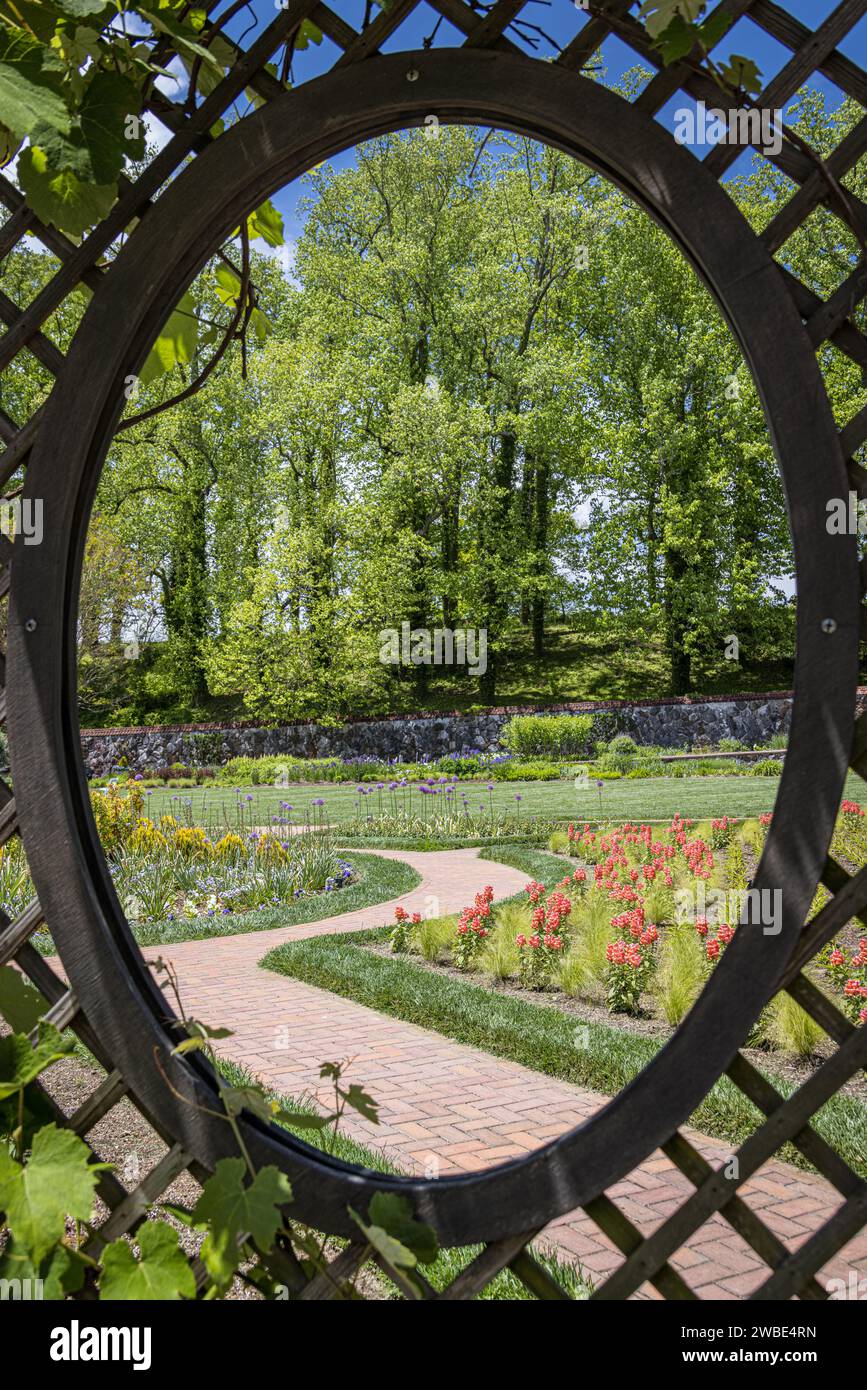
[0,781,353,933]
[387,804,867,1055]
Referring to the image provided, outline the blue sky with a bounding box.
[181,0,867,246]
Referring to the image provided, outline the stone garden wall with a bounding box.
[79,690,867,776]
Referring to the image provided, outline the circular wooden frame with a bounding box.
[8,50,860,1247]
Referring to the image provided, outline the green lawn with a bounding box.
[141,772,866,831]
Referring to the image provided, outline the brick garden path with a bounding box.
[145,848,866,1298]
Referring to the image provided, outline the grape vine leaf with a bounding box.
[247,198,284,249]
[0,1124,99,1264]
[340,1082,379,1124]
[273,1107,331,1132]
[139,289,199,385]
[54,0,113,17]
[192,1158,293,1291]
[368,1193,438,1265]
[0,1022,75,1099]
[295,20,323,51]
[17,144,115,234]
[718,55,763,96]
[0,63,71,141]
[0,1238,87,1299]
[218,1083,274,1123]
[0,964,48,1034]
[32,71,141,184]
[99,1220,197,1300]
[349,1199,422,1288]
[638,0,704,41]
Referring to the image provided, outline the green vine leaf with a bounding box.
[638,0,704,42]
[0,965,48,1034]
[294,20,323,51]
[54,0,113,17]
[32,70,141,184]
[219,1083,274,1123]
[139,289,199,385]
[718,55,763,96]
[99,1219,196,1300]
[349,1200,425,1293]
[247,197,284,249]
[0,62,71,141]
[273,1108,331,1132]
[0,1022,75,1099]
[0,1239,87,1300]
[0,1123,99,1263]
[368,1193,438,1265]
[192,1158,292,1291]
[340,1082,379,1125]
[17,144,115,234]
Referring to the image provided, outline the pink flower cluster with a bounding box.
[457,885,494,939]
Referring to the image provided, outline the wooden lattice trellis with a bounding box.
[1,0,866,1301]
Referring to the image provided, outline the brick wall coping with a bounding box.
[78,688,867,739]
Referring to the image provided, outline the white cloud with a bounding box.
[260,236,298,285]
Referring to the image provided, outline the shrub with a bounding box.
[718,737,746,752]
[608,734,638,756]
[500,713,594,759]
[749,758,783,776]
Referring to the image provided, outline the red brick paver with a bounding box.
[143,848,867,1298]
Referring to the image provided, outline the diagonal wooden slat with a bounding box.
[594,1032,867,1300]
[761,115,867,257]
[726,1053,865,1199]
[703,0,867,179]
[752,1189,867,1299]
[558,0,630,72]
[751,0,867,106]
[0,898,44,967]
[785,971,857,1049]
[662,1131,828,1299]
[0,3,312,377]
[68,1069,129,1137]
[434,1232,540,1299]
[463,0,527,49]
[585,1193,696,1300]
[336,0,423,65]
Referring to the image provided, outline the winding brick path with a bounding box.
[145,848,867,1298]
